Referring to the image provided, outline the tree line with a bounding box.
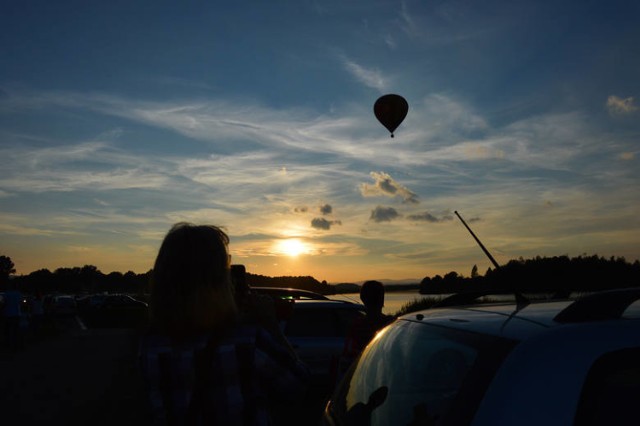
[0,259,153,295]
[0,255,334,295]
[2,254,639,296]
[419,255,640,294]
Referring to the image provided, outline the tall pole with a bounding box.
[454,211,500,270]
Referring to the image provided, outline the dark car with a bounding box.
[77,293,147,309]
[324,287,640,426]
[77,293,148,328]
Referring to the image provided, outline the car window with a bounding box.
[335,308,366,336]
[329,320,515,426]
[575,348,640,426]
[286,308,337,337]
[285,306,365,338]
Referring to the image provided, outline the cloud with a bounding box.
[0,141,171,193]
[311,217,342,230]
[422,94,489,134]
[606,96,638,115]
[319,204,332,215]
[340,56,387,91]
[397,1,508,44]
[360,172,419,204]
[0,89,395,164]
[407,211,454,222]
[370,206,400,223]
[383,34,397,49]
[294,206,308,213]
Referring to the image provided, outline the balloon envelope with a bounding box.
[374,94,408,137]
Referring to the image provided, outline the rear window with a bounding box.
[328,320,515,425]
[285,306,365,338]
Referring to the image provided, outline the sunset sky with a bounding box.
[1,1,639,283]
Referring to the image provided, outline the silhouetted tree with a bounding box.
[80,265,101,293]
[471,264,479,278]
[0,255,16,287]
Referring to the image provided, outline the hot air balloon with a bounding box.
[374,94,408,138]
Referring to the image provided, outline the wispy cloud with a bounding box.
[397,0,508,44]
[340,56,387,91]
[0,141,170,193]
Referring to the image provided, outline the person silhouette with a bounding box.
[335,281,394,384]
[3,281,24,350]
[139,222,309,425]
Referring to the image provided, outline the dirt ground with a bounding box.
[0,323,149,425]
[0,320,327,425]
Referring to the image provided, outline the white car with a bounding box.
[250,287,367,390]
[282,299,366,385]
[323,287,640,426]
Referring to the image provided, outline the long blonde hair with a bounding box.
[149,222,238,338]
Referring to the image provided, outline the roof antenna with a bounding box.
[454,211,500,270]
[454,210,529,311]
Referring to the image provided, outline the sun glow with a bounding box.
[277,239,307,257]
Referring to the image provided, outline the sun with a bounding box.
[278,239,307,257]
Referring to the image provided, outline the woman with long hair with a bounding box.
[139,222,308,425]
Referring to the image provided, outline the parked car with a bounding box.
[258,297,368,425]
[249,286,362,384]
[282,299,366,386]
[77,293,148,328]
[77,293,147,310]
[323,287,640,426]
[50,295,78,317]
[248,289,366,389]
[251,286,330,300]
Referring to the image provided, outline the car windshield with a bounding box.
[285,305,365,337]
[329,320,516,425]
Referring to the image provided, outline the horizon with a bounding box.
[8,252,638,289]
[1,1,639,283]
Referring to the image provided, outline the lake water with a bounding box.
[329,290,439,316]
[331,291,574,316]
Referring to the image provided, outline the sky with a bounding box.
[1,0,639,284]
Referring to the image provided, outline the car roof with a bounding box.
[399,288,640,341]
[54,294,76,299]
[250,286,330,300]
[291,299,365,309]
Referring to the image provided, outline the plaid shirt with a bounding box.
[139,323,309,425]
